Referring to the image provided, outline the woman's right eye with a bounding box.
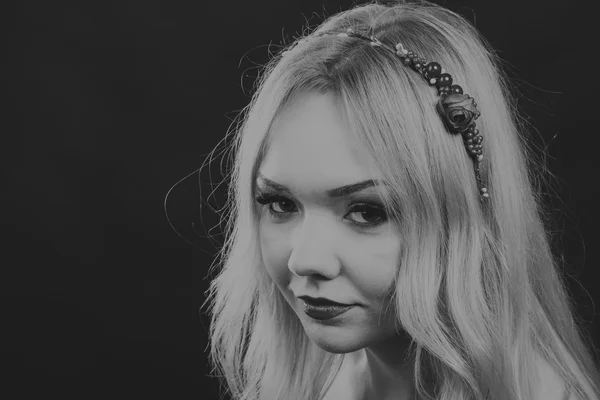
[255,194,297,220]
[270,199,296,213]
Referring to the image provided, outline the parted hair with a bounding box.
[203,1,600,399]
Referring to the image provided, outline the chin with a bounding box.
[301,322,371,354]
[309,336,365,354]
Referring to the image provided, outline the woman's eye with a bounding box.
[347,204,387,226]
[270,199,296,214]
[255,193,387,228]
[255,194,297,220]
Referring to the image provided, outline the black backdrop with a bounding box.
[4,0,599,398]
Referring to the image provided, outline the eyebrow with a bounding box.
[256,172,386,198]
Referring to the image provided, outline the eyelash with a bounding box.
[254,193,388,229]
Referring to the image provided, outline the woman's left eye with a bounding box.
[254,194,387,228]
[346,204,387,226]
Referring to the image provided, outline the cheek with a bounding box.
[347,234,400,301]
[259,224,290,287]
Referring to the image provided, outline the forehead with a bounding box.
[259,92,379,191]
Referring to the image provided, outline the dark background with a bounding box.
[3,0,599,398]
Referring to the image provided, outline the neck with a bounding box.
[357,334,415,400]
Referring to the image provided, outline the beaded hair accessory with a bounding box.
[286,28,489,199]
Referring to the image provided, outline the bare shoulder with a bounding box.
[533,352,573,400]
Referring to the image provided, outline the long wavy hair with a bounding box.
[202,1,600,399]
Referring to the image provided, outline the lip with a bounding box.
[297,295,352,307]
[301,299,355,321]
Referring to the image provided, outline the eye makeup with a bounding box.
[254,189,388,229]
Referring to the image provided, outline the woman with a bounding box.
[203,1,600,399]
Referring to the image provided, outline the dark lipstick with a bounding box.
[298,296,355,320]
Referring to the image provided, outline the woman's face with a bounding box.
[256,91,402,354]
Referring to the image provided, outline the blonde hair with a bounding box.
[202,1,600,399]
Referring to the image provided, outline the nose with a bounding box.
[287,214,341,279]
